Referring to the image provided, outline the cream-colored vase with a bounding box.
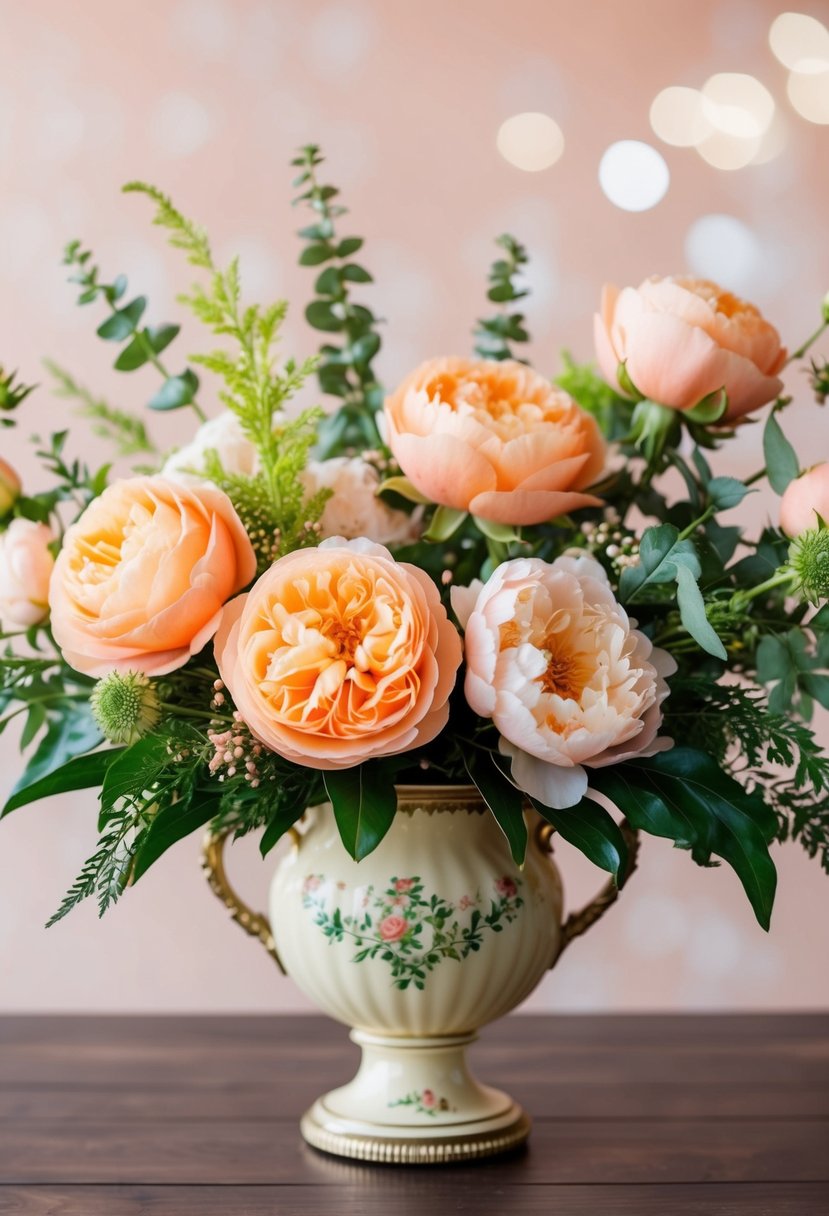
[204,785,635,1164]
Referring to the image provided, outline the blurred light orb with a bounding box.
[151,93,214,157]
[685,214,763,296]
[787,65,829,123]
[701,73,775,138]
[695,128,761,169]
[598,140,669,211]
[650,86,711,146]
[496,111,564,171]
[769,11,829,70]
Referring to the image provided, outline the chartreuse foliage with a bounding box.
[123,180,327,563]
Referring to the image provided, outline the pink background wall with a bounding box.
[1,0,827,1012]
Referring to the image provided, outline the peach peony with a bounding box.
[594,276,786,422]
[452,553,676,808]
[214,536,461,770]
[780,464,829,536]
[383,357,605,525]
[0,457,21,515]
[50,476,256,677]
[0,518,55,627]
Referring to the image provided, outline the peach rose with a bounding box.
[384,357,605,525]
[594,276,786,422]
[452,553,676,808]
[0,518,55,627]
[215,537,462,770]
[780,464,829,536]
[50,476,256,677]
[0,458,21,515]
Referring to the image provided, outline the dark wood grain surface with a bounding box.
[1,1014,827,1214]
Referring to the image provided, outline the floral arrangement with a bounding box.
[2,145,829,934]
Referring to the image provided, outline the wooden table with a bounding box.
[0,1014,827,1214]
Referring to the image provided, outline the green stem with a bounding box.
[730,568,795,613]
[677,506,715,543]
[788,319,829,364]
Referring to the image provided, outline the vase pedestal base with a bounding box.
[300,1028,531,1164]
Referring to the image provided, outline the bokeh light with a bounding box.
[685,214,764,295]
[701,73,775,139]
[496,111,565,171]
[598,140,669,211]
[649,86,711,146]
[787,65,829,123]
[769,11,829,70]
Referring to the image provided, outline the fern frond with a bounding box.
[122,181,212,269]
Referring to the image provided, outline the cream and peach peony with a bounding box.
[452,553,676,808]
[594,276,786,422]
[0,518,55,628]
[780,464,829,536]
[214,537,461,769]
[50,477,256,677]
[384,357,605,525]
[162,410,258,483]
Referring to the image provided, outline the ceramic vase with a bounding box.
[203,785,635,1164]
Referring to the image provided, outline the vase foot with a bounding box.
[299,1028,531,1164]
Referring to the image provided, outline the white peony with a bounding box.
[452,552,676,809]
[163,411,257,483]
[302,457,422,546]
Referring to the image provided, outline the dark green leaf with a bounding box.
[96,297,147,342]
[314,266,342,296]
[146,322,180,356]
[148,369,198,411]
[98,733,170,827]
[591,749,778,929]
[675,565,727,659]
[348,333,381,363]
[260,789,309,857]
[113,335,150,372]
[465,751,528,866]
[305,300,344,333]
[619,523,700,600]
[530,797,627,883]
[708,476,751,510]
[299,243,334,266]
[6,708,102,812]
[132,791,220,881]
[341,263,372,283]
[336,237,363,257]
[763,411,799,495]
[324,763,397,861]
[3,747,120,817]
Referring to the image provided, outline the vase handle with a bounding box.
[202,828,285,973]
[536,817,641,968]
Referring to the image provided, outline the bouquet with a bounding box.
[2,145,829,935]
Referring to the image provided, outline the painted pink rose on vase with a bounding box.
[49,477,256,677]
[384,357,605,525]
[394,878,415,893]
[780,464,829,536]
[495,877,517,899]
[215,537,462,770]
[594,276,785,422]
[452,553,676,809]
[378,915,409,942]
[421,1089,437,1108]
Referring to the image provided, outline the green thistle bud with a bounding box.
[91,671,161,745]
[789,522,829,604]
